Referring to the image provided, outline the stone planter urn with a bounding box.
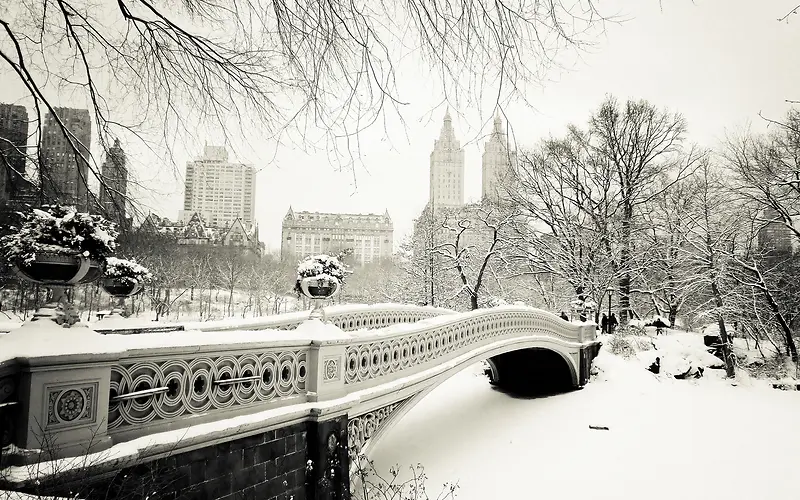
[299,275,341,321]
[99,277,143,318]
[14,251,105,326]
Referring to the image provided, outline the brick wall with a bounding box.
[33,423,309,500]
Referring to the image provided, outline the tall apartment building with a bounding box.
[40,107,92,211]
[281,208,394,266]
[429,109,465,210]
[181,145,256,229]
[99,139,128,227]
[758,207,795,258]
[0,104,29,204]
[482,114,516,204]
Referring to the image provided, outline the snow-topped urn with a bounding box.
[100,257,151,297]
[1,205,117,285]
[294,254,348,320]
[99,257,151,319]
[0,205,118,325]
[100,257,153,297]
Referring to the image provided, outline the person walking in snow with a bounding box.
[608,313,618,334]
[600,313,608,334]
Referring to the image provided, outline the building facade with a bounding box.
[482,114,516,204]
[281,208,394,266]
[181,146,256,229]
[99,138,128,228]
[41,107,92,211]
[429,110,465,210]
[140,212,263,257]
[0,104,28,204]
[757,207,795,259]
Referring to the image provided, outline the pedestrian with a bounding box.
[560,311,569,322]
[609,313,618,334]
[600,313,608,334]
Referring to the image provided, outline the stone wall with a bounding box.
[34,423,309,500]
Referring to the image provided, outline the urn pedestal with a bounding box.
[299,276,341,321]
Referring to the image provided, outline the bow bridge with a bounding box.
[0,304,600,500]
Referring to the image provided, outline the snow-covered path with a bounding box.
[369,362,800,500]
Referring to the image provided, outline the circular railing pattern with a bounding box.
[329,310,445,331]
[191,306,453,333]
[344,310,582,385]
[108,349,307,431]
[347,398,411,457]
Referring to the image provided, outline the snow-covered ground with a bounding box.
[368,332,800,500]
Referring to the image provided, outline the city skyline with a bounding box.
[0,0,796,254]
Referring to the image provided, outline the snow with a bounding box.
[0,492,70,500]
[368,337,800,500]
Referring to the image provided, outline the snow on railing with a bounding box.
[95,303,456,335]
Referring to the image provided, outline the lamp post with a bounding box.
[606,287,614,320]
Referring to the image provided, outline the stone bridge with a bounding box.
[0,304,600,500]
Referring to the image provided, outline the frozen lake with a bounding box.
[369,361,800,500]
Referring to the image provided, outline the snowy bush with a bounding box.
[607,335,636,358]
[294,254,348,294]
[0,205,118,265]
[633,336,655,351]
[616,324,647,337]
[104,257,152,286]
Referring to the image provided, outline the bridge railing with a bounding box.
[93,303,455,335]
[0,305,596,464]
[338,306,594,389]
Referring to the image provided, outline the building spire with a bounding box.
[493,113,504,136]
[438,109,456,143]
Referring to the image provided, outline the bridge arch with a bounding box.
[348,334,585,465]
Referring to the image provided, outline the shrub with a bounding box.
[616,324,647,337]
[608,335,636,358]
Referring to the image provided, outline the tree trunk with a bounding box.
[759,285,799,363]
[470,293,479,311]
[711,280,736,378]
[618,202,633,325]
[668,305,678,328]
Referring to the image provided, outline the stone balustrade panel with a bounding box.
[108,347,309,433]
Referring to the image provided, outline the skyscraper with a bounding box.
[181,145,256,229]
[40,107,92,211]
[429,110,465,209]
[0,104,29,204]
[99,139,128,227]
[757,207,794,259]
[482,114,516,204]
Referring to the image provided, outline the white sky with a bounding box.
[2,0,798,253]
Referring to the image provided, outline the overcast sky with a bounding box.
[2,0,798,253]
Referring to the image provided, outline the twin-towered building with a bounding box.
[429,110,516,211]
